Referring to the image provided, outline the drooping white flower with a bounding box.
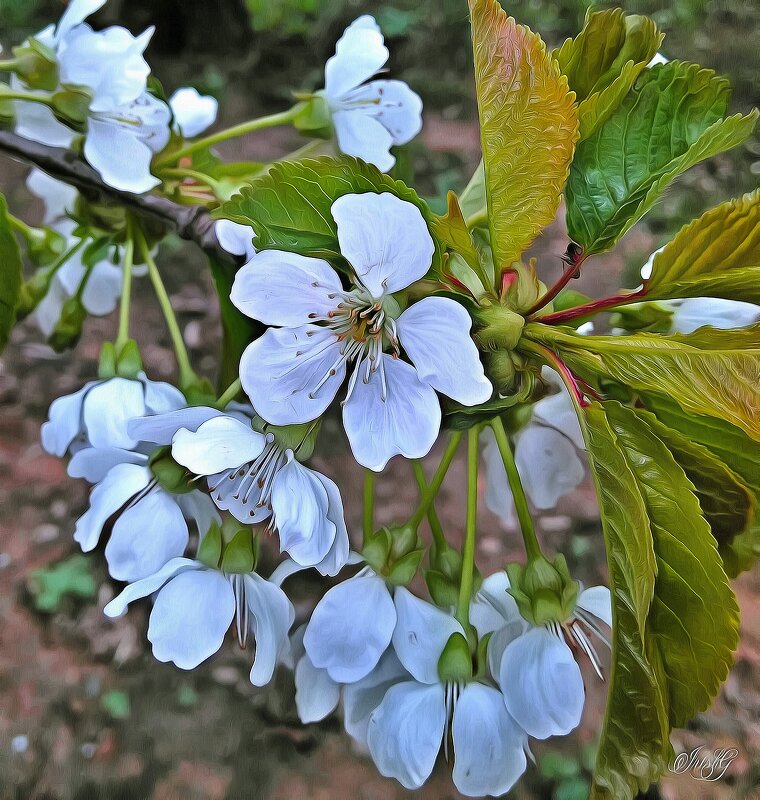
[215,219,256,261]
[127,407,349,575]
[365,588,528,796]
[472,571,611,741]
[104,556,294,681]
[321,16,423,172]
[232,192,492,470]
[169,86,218,138]
[483,368,585,527]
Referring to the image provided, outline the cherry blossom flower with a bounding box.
[321,15,423,171]
[232,192,492,470]
[104,556,293,681]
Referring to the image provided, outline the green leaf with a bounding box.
[216,156,443,272]
[526,323,760,442]
[458,161,485,223]
[0,193,23,353]
[554,9,662,139]
[566,62,758,255]
[582,402,739,799]
[430,192,482,272]
[644,189,760,303]
[468,0,578,269]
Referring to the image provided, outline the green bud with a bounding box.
[292,94,332,138]
[485,350,517,394]
[424,569,460,608]
[51,87,91,129]
[506,555,580,626]
[16,266,56,319]
[11,39,58,90]
[98,342,117,379]
[437,632,473,683]
[198,522,223,569]
[267,421,320,460]
[149,447,195,494]
[500,260,547,313]
[475,301,525,351]
[115,339,143,379]
[387,549,424,586]
[474,631,492,680]
[389,524,419,561]
[362,527,392,574]
[48,295,86,352]
[220,529,255,574]
[25,226,66,267]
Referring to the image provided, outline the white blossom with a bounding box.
[169,86,218,137]
[322,16,423,172]
[215,219,256,261]
[232,192,492,470]
[104,556,294,681]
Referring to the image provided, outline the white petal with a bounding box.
[141,378,185,415]
[272,456,336,567]
[81,260,122,316]
[343,648,408,747]
[41,383,92,457]
[310,472,350,577]
[33,276,68,336]
[295,653,340,723]
[303,573,395,683]
[343,355,441,471]
[14,98,75,148]
[176,490,221,536]
[341,79,423,145]
[230,250,342,326]
[105,488,189,582]
[577,586,612,629]
[332,110,395,172]
[392,587,462,684]
[533,370,584,450]
[515,425,585,509]
[82,377,146,450]
[148,569,235,669]
[499,627,585,739]
[240,325,345,426]
[73,463,151,552]
[324,15,388,100]
[452,683,527,797]
[127,406,222,445]
[68,446,146,482]
[104,557,200,616]
[26,169,78,224]
[172,416,267,475]
[332,193,434,297]
[169,87,218,137]
[245,572,295,686]
[367,681,446,790]
[84,117,160,194]
[55,0,107,40]
[215,220,255,260]
[481,427,516,527]
[470,571,520,639]
[210,466,271,525]
[671,297,760,333]
[397,297,492,405]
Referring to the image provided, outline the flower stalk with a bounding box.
[455,426,480,629]
[408,432,462,530]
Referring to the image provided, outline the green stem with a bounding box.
[363,470,375,544]
[408,432,463,530]
[0,88,54,106]
[136,228,197,390]
[8,213,36,239]
[412,461,447,551]
[159,167,224,194]
[490,416,542,561]
[155,106,301,167]
[216,377,241,408]
[455,427,480,627]
[115,230,135,350]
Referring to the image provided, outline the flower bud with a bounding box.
[292,94,332,138]
[198,522,223,569]
[425,546,482,608]
[500,260,548,313]
[362,525,424,586]
[51,88,91,130]
[506,554,579,626]
[11,39,58,90]
[48,295,86,352]
[474,301,525,351]
[437,632,473,683]
[149,447,195,495]
[25,226,66,267]
[220,528,256,574]
[115,339,144,379]
[98,342,117,379]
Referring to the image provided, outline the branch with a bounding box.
[0,130,235,265]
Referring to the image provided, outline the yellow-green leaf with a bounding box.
[645,189,760,303]
[0,193,23,353]
[468,0,578,270]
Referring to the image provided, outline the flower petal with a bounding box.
[148,569,235,669]
[324,15,388,100]
[295,653,341,723]
[80,260,122,316]
[68,446,147,482]
[671,297,760,333]
[392,586,462,684]
[73,463,151,552]
[230,250,342,326]
[396,297,492,405]
[240,325,345,426]
[515,425,585,509]
[332,192,434,297]
[169,87,218,137]
[41,383,92,457]
[332,110,395,172]
[172,416,267,475]
[367,681,446,790]
[103,557,200,617]
[481,427,516,527]
[272,455,336,567]
[310,472,350,577]
[577,586,612,629]
[343,648,408,747]
[341,79,423,145]
[55,0,107,42]
[105,488,189,582]
[499,627,585,739]
[142,378,186,415]
[83,377,146,450]
[127,406,222,445]
[470,571,521,639]
[303,572,395,683]
[215,220,255,261]
[533,369,584,450]
[245,572,295,686]
[176,491,221,537]
[452,683,527,798]
[343,355,440,471]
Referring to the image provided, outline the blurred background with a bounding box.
[0,1,758,798]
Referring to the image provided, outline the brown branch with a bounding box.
[0,129,235,265]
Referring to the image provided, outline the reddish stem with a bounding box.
[534,286,648,325]
[531,344,590,408]
[525,263,582,317]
